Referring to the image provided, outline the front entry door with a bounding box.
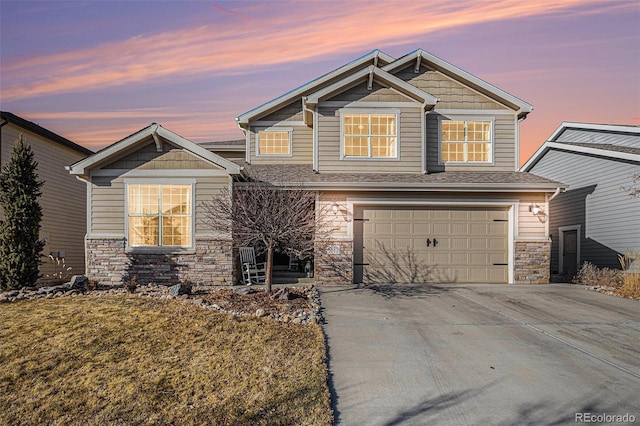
[562,229,578,278]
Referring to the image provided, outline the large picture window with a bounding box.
[127,184,192,247]
[257,130,291,155]
[441,119,492,163]
[343,113,397,158]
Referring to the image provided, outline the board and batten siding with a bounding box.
[317,105,423,173]
[1,123,89,277]
[529,148,640,270]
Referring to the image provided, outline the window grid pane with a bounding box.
[258,131,290,155]
[441,120,491,163]
[343,113,396,158]
[128,184,191,247]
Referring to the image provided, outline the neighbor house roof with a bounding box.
[1,111,93,156]
[68,123,242,177]
[521,122,640,171]
[240,163,565,192]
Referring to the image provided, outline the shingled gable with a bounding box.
[68,123,242,178]
[303,65,438,119]
[382,49,534,118]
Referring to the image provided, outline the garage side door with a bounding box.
[353,207,509,284]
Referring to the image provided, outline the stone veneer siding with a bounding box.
[514,240,551,284]
[314,239,353,284]
[86,238,236,286]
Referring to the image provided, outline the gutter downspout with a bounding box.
[302,99,319,173]
[235,119,250,164]
[421,104,428,174]
[549,186,563,201]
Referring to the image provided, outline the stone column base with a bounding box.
[314,239,353,285]
[514,240,551,284]
[85,237,235,286]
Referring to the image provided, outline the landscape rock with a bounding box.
[255,308,266,317]
[235,286,256,295]
[69,275,88,289]
[169,283,192,296]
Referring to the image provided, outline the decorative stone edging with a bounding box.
[0,282,323,325]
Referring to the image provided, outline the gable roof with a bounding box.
[236,48,534,128]
[382,49,533,118]
[241,163,564,192]
[236,49,395,127]
[1,111,93,156]
[521,122,640,171]
[68,123,242,177]
[304,65,438,107]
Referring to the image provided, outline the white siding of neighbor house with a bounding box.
[89,142,231,238]
[556,129,639,147]
[529,148,640,269]
[1,124,89,277]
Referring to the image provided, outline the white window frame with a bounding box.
[255,127,293,157]
[124,178,196,252]
[340,109,401,160]
[438,116,495,165]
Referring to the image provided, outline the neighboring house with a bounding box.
[67,124,242,286]
[1,111,93,280]
[235,49,565,285]
[70,48,565,286]
[521,122,640,279]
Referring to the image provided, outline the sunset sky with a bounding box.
[1,0,638,165]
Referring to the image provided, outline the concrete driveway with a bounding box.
[320,284,640,425]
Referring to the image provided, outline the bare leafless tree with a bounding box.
[622,172,640,198]
[200,176,337,293]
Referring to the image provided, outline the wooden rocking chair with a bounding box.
[239,247,267,285]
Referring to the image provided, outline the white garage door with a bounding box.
[353,207,509,284]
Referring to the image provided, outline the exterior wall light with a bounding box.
[332,203,340,214]
[529,203,543,216]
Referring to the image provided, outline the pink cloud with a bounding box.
[1,0,620,102]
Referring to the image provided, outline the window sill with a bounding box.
[126,247,195,255]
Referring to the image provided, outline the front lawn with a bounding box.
[0,296,332,425]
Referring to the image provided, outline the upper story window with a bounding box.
[257,129,292,156]
[127,184,192,247]
[342,112,398,159]
[441,119,493,163]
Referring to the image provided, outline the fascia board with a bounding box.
[556,122,640,135]
[261,182,566,192]
[306,66,437,105]
[236,50,395,124]
[384,50,533,115]
[68,125,156,175]
[520,142,551,172]
[154,126,241,174]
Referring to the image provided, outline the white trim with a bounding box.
[92,169,231,178]
[86,233,126,239]
[321,101,420,108]
[313,105,319,171]
[255,127,293,157]
[421,108,427,174]
[236,49,395,124]
[345,197,518,284]
[382,50,533,116]
[339,109,401,160]
[437,115,495,165]
[435,109,515,115]
[515,115,520,171]
[521,140,640,171]
[558,224,581,274]
[123,177,196,185]
[250,120,307,127]
[305,65,438,106]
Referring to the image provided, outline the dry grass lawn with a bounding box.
[0,296,332,425]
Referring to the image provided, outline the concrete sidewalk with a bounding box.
[320,284,640,425]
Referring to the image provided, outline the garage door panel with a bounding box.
[357,206,509,284]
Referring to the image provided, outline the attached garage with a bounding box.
[353,206,510,284]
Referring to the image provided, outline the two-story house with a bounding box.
[69,49,564,286]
